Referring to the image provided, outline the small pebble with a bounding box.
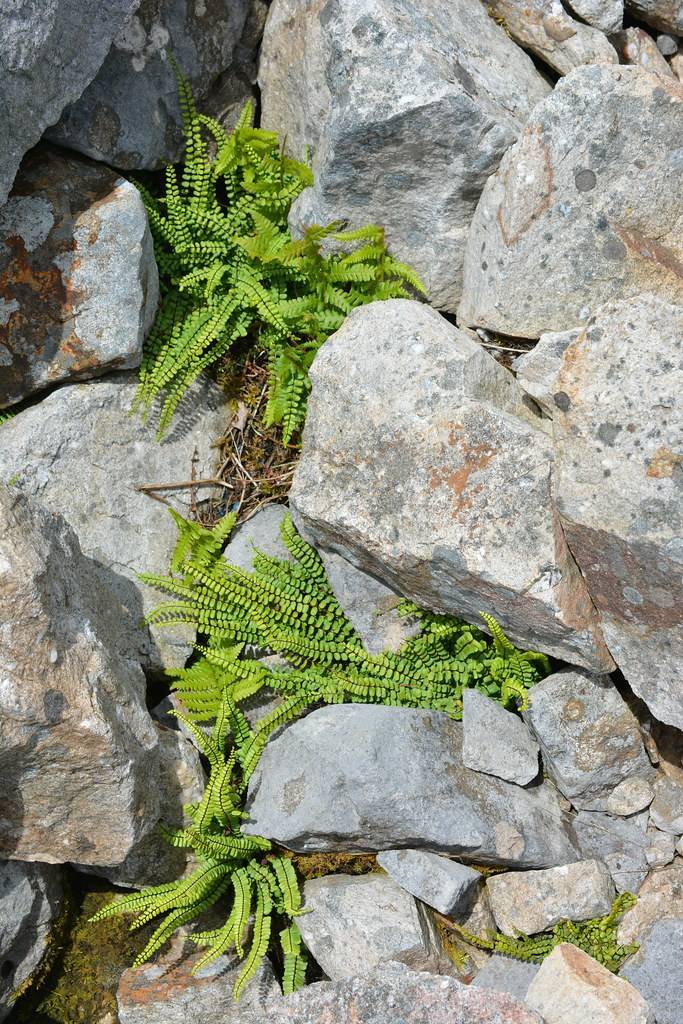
[657,33,679,56]
[605,778,654,816]
[645,829,676,868]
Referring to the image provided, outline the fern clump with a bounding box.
[135,72,425,440]
[450,892,639,973]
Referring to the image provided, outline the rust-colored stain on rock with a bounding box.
[428,424,497,518]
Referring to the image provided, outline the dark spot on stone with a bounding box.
[574,168,596,192]
[596,216,608,231]
[43,688,67,725]
[1,961,14,980]
[481,260,488,270]
[603,236,627,260]
[553,391,571,411]
[451,61,477,97]
[597,422,622,446]
[603,469,611,477]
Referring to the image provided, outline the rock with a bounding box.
[524,670,654,811]
[677,836,683,854]
[605,780,654,817]
[290,300,613,671]
[0,372,227,672]
[572,812,649,893]
[47,0,255,170]
[486,0,618,76]
[612,28,675,77]
[649,777,683,834]
[566,0,623,32]
[297,873,448,979]
[526,942,654,1023]
[673,52,683,78]
[0,861,63,1022]
[262,0,549,312]
[486,860,615,936]
[512,330,579,417]
[644,828,675,867]
[116,931,279,1023]
[617,859,683,944]
[471,955,540,1001]
[250,961,543,1024]
[462,690,539,786]
[0,0,139,205]
[657,33,679,55]
[552,295,683,730]
[0,148,157,409]
[0,486,160,865]
[376,850,482,917]
[625,0,683,33]
[458,66,683,338]
[223,504,292,570]
[245,704,580,868]
[620,919,683,1024]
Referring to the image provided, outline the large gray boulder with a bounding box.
[290,300,613,671]
[0,148,157,409]
[245,704,580,868]
[551,295,683,730]
[261,0,550,312]
[0,486,160,865]
[0,861,63,1022]
[0,0,140,205]
[458,66,683,338]
[47,0,256,169]
[0,372,228,672]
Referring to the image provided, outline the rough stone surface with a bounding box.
[573,812,649,893]
[512,330,579,417]
[657,33,679,54]
[291,300,613,671]
[621,919,683,1024]
[673,52,683,78]
[48,0,255,169]
[644,828,676,867]
[649,777,683,834]
[625,0,683,32]
[0,861,63,1022]
[613,28,675,77]
[297,873,448,979]
[0,148,157,409]
[526,943,654,1023]
[566,0,624,32]
[605,779,654,817]
[116,931,279,1023]
[552,296,683,730]
[459,66,683,338]
[262,0,549,312]
[376,850,483,917]
[462,690,540,786]
[245,705,580,867]
[471,955,540,1001]
[486,860,615,936]
[524,670,654,810]
[617,859,683,945]
[0,0,139,205]
[247,962,543,1024]
[487,0,618,75]
[223,504,292,571]
[0,372,227,672]
[0,486,160,865]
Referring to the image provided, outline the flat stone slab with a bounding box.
[376,850,483,916]
[462,689,540,786]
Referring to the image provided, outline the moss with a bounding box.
[287,851,379,880]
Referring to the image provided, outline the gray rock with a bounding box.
[297,873,448,979]
[673,51,683,78]
[0,861,63,1022]
[486,860,615,936]
[0,372,228,672]
[462,690,539,786]
[458,66,683,338]
[618,858,683,945]
[0,0,139,205]
[471,955,540,1001]
[612,28,675,77]
[552,296,683,730]
[621,919,683,1024]
[486,0,618,75]
[117,931,279,1023]
[223,504,292,571]
[657,33,679,54]
[605,779,654,817]
[644,828,676,867]
[0,148,157,409]
[262,0,549,312]
[625,0,683,33]
[572,811,650,893]
[244,704,580,868]
[524,670,654,810]
[512,329,580,417]
[0,486,160,865]
[566,0,623,32]
[649,777,683,834]
[526,943,654,1024]
[249,961,543,1024]
[376,850,483,917]
[48,0,255,170]
[290,300,613,671]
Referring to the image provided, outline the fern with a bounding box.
[449,893,639,973]
[135,69,425,440]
